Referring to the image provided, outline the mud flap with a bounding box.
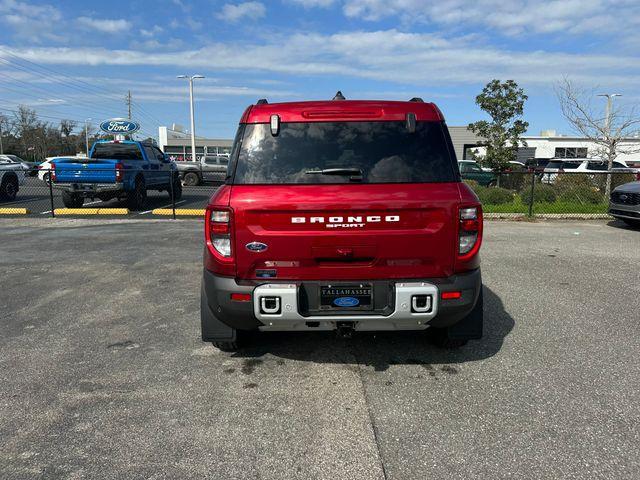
[200,281,237,342]
[445,288,483,340]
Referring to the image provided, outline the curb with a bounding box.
[485,213,612,220]
[152,208,206,216]
[0,207,30,215]
[54,208,130,215]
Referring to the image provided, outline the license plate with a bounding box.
[320,284,372,310]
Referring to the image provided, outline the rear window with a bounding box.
[232,121,456,184]
[91,143,143,160]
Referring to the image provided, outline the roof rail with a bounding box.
[333,91,346,100]
[409,97,424,102]
[256,98,268,105]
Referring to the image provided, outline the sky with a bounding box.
[1,0,639,140]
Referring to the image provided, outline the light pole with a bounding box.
[84,118,92,157]
[597,93,622,135]
[177,74,205,161]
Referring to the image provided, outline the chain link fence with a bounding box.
[464,171,638,217]
[0,168,222,217]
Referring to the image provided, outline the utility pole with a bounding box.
[0,121,3,155]
[126,90,132,120]
[177,75,204,161]
[84,119,91,157]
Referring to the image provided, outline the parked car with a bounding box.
[542,158,638,184]
[51,141,181,210]
[202,95,484,351]
[38,158,56,184]
[176,154,230,186]
[0,154,39,176]
[0,155,26,201]
[609,181,640,227]
[458,159,492,172]
[458,160,497,186]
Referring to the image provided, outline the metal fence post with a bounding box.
[169,170,176,220]
[48,171,55,218]
[527,171,535,218]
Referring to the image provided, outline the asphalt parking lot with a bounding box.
[1,219,639,479]
[0,177,217,216]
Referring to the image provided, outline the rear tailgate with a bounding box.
[231,183,460,281]
[54,158,118,183]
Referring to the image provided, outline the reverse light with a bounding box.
[209,208,232,258]
[458,206,481,256]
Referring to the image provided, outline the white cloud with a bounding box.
[3,29,640,89]
[140,25,163,38]
[341,0,640,36]
[77,16,132,33]
[287,0,336,7]
[218,2,266,22]
[0,0,63,42]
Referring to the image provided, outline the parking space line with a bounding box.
[139,200,186,215]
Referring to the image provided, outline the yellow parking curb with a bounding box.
[152,208,206,216]
[54,208,130,215]
[0,207,30,215]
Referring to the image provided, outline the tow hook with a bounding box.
[336,321,355,339]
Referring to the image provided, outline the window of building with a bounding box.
[555,147,587,158]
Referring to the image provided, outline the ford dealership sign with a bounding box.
[100,119,140,134]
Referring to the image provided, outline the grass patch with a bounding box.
[483,199,608,214]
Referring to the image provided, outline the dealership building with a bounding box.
[159,125,640,167]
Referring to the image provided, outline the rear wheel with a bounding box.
[0,175,19,201]
[61,191,84,208]
[43,172,51,185]
[126,178,147,211]
[183,172,200,186]
[212,330,248,352]
[428,289,483,349]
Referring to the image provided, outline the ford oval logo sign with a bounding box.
[99,119,140,134]
[333,297,360,307]
[246,241,268,252]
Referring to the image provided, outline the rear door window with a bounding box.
[232,121,456,184]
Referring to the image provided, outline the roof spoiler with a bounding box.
[409,97,424,102]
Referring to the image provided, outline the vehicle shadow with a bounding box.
[233,286,514,369]
[606,219,640,231]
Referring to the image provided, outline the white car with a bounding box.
[38,157,56,184]
[458,159,492,172]
[0,156,26,201]
[542,159,638,184]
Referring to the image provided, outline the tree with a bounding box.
[556,78,640,198]
[468,79,529,171]
[60,119,77,137]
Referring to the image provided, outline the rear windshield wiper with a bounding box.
[305,167,363,178]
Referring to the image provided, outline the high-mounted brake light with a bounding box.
[458,206,481,256]
[115,163,124,182]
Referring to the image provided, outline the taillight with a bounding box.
[115,163,124,182]
[205,206,235,275]
[50,163,56,182]
[458,206,482,257]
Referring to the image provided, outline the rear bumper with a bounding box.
[609,202,640,220]
[201,269,481,338]
[53,182,123,194]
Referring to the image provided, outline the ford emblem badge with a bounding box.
[246,241,268,252]
[333,297,360,307]
[99,119,140,134]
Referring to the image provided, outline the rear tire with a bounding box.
[622,218,640,228]
[212,330,248,352]
[0,175,19,201]
[62,191,84,208]
[126,177,147,211]
[43,172,51,186]
[183,172,200,186]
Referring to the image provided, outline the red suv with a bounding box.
[201,95,483,351]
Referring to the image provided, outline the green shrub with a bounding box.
[554,174,594,190]
[521,184,557,204]
[463,179,480,190]
[477,187,514,205]
[558,186,603,204]
[593,172,637,191]
[499,172,526,191]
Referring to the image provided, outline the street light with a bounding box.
[597,93,622,134]
[177,74,205,161]
[84,118,92,157]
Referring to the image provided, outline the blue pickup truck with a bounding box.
[52,140,181,210]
